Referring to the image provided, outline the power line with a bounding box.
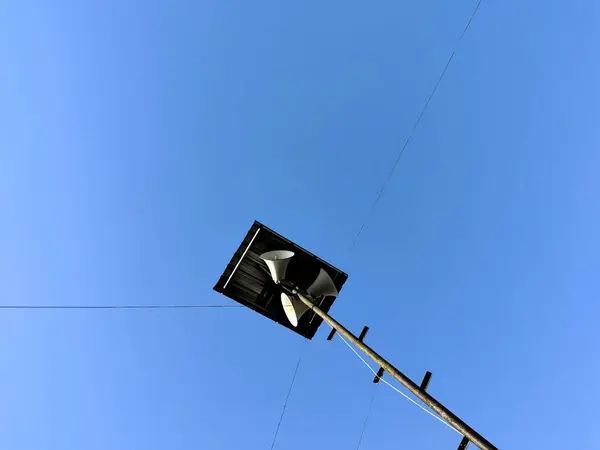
[349,0,485,251]
[269,339,306,450]
[266,3,486,448]
[341,2,485,445]
[0,304,242,310]
[356,384,377,450]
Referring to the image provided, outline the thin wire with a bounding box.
[356,383,377,450]
[336,332,460,434]
[0,304,242,310]
[349,0,485,251]
[269,339,307,450]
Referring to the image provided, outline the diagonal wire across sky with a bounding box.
[268,1,486,448]
[348,0,485,252]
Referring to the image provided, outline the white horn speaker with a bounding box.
[307,268,339,298]
[281,292,310,327]
[260,250,295,284]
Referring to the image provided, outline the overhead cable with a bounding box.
[269,339,307,450]
[349,0,485,251]
[0,304,241,310]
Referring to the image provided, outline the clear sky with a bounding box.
[1,1,599,449]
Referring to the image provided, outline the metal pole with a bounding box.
[295,293,498,450]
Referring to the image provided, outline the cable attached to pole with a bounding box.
[337,332,459,434]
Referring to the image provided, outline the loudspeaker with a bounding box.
[280,293,310,327]
[279,268,338,328]
[260,250,295,283]
[307,268,339,298]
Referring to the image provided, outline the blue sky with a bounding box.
[1,1,599,449]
